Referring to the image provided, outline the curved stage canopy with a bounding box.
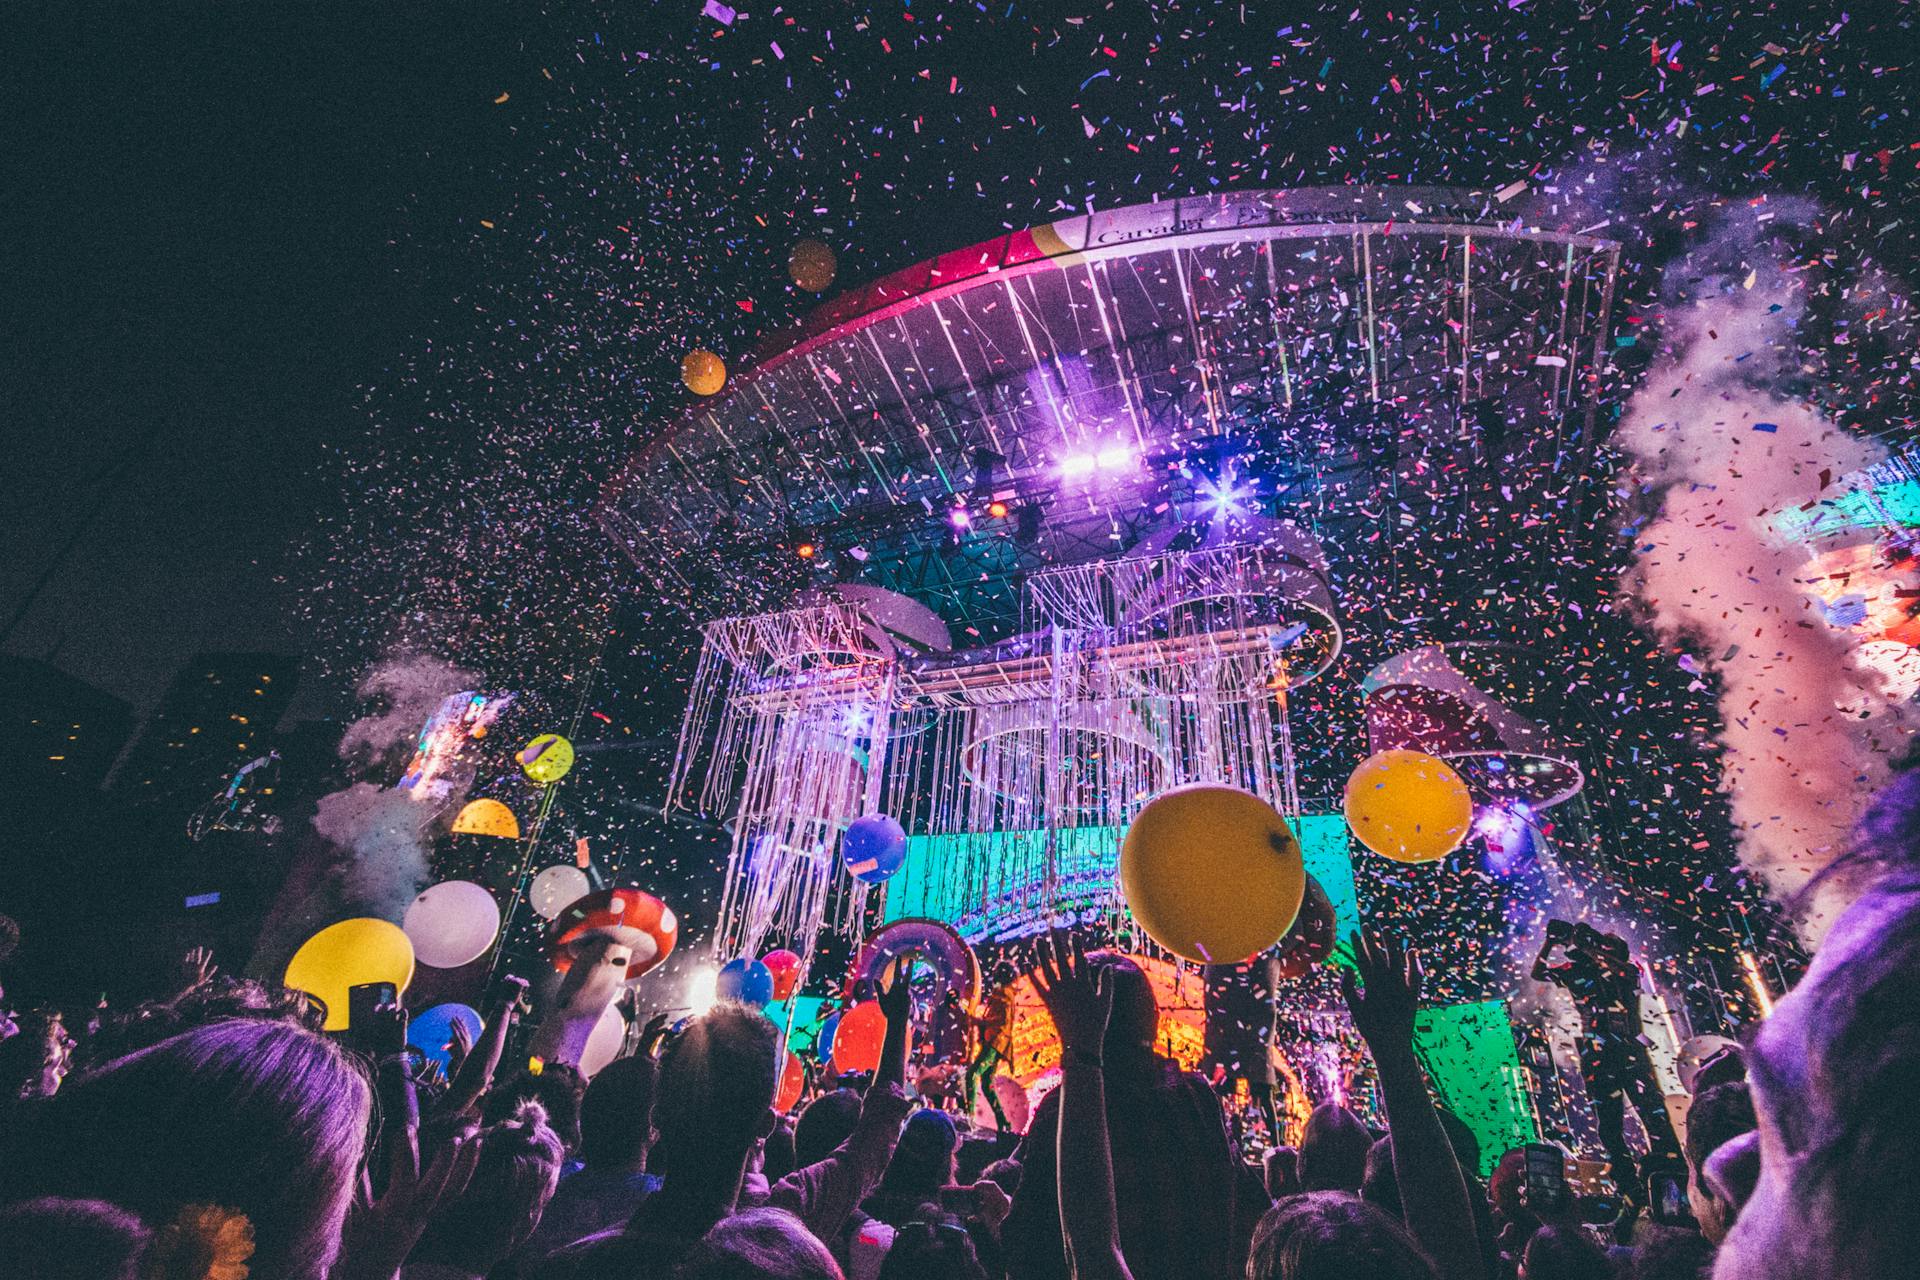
[601,187,1621,641]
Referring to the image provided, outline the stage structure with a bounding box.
[613,188,1622,976]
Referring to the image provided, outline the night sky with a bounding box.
[7,0,1916,713]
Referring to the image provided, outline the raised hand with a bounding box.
[1031,930,1112,1056]
[445,1015,474,1077]
[1340,930,1423,1053]
[178,946,218,992]
[339,1123,482,1280]
[877,951,918,1025]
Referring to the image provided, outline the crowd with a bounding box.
[2,770,1919,1280]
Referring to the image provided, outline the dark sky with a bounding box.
[7,1,1914,720]
[3,5,520,714]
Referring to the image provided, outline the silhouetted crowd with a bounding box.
[4,770,1919,1280]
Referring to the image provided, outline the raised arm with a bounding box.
[1033,930,1135,1280]
[1531,921,1572,986]
[1342,931,1484,1280]
[875,953,914,1093]
[438,974,529,1120]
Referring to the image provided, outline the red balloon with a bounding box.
[775,1052,807,1113]
[1271,875,1335,981]
[762,948,803,1003]
[830,1000,888,1075]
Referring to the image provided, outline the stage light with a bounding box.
[1197,469,1255,520]
[687,964,719,1017]
[987,500,1009,519]
[795,542,818,560]
[1095,445,1134,471]
[949,505,972,530]
[1060,454,1098,479]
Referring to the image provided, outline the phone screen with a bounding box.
[1522,1143,1569,1213]
[1648,1171,1695,1227]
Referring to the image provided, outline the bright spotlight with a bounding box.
[687,965,718,1016]
[1060,454,1097,479]
[949,505,973,530]
[1197,469,1255,519]
[1094,445,1134,471]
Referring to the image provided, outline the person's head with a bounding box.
[1361,1137,1401,1218]
[1683,1082,1756,1245]
[1247,1190,1438,1280]
[1518,1224,1610,1280]
[674,1207,844,1280]
[980,1157,1022,1196]
[1264,1145,1301,1200]
[651,1001,781,1179]
[0,1019,370,1280]
[879,1108,960,1199]
[0,1197,151,1280]
[1711,773,1920,1280]
[485,1063,587,1151]
[1630,1224,1717,1280]
[1488,1149,1536,1233]
[1089,951,1160,1063]
[877,1212,988,1280]
[1296,1105,1372,1193]
[411,1099,566,1273]
[580,1053,657,1171]
[792,1088,863,1168]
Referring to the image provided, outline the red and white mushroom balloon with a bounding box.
[548,888,678,979]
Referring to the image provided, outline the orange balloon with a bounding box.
[775,1053,807,1113]
[830,1000,888,1075]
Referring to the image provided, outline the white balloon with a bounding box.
[579,1000,629,1079]
[402,880,501,969]
[530,865,592,920]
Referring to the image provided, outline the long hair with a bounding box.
[412,1098,565,1272]
[0,1018,371,1280]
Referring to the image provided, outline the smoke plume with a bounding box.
[1616,212,1919,945]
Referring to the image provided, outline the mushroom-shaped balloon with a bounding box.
[452,798,520,839]
[549,888,678,980]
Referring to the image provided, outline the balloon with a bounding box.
[842,814,908,885]
[451,798,519,839]
[530,865,592,920]
[579,1002,629,1079]
[1343,749,1474,864]
[519,733,575,783]
[550,889,679,980]
[788,239,837,293]
[717,957,775,1008]
[1271,875,1336,981]
[682,349,727,396]
[403,880,502,969]
[407,1003,483,1070]
[284,918,416,1032]
[775,1053,807,1114]
[831,1000,887,1075]
[1119,784,1305,966]
[815,1011,842,1063]
[761,949,803,1002]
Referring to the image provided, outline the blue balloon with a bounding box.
[841,813,908,884]
[717,957,775,1007]
[408,1002,484,1071]
[816,1010,842,1062]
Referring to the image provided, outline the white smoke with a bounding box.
[1617,232,1919,945]
[318,654,483,919]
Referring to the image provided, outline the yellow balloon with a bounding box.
[519,733,575,784]
[284,918,416,1031]
[1343,749,1474,864]
[788,239,837,293]
[682,349,727,396]
[452,797,520,839]
[1120,784,1305,965]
